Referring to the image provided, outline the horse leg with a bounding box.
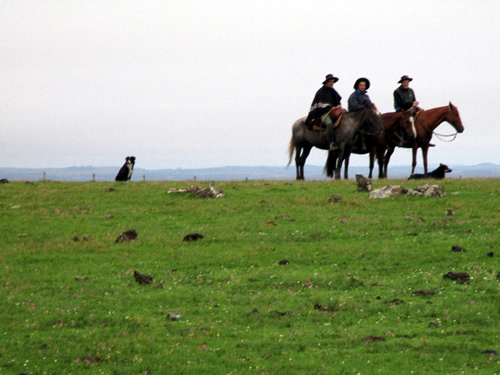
[298,145,312,180]
[411,146,419,176]
[376,147,385,179]
[368,150,374,179]
[384,147,395,178]
[422,145,429,175]
[294,145,303,180]
[335,148,344,180]
[344,154,350,180]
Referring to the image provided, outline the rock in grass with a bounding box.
[443,272,470,283]
[167,311,182,321]
[115,229,137,243]
[356,174,372,192]
[451,245,466,252]
[369,185,408,198]
[134,270,153,284]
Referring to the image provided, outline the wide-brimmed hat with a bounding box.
[398,75,413,83]
[322,74,339,84]
[354,77,370,90]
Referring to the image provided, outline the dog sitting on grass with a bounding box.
[115,156,136,181]
[408,163,452,180]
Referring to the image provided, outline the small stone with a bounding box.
[167,312,182,321]
[356,174,372,192]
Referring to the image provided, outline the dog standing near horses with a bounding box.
[115,156,136,181]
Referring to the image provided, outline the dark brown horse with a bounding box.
[347,109,415,179]
[320,104,384,180]
[384,102,464,176]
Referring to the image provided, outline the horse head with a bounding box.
[363,104,384,135]
[447,102,464,133]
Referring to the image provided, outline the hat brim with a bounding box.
[398,77,413,83]
[354,78,370,90]
[323,77,339,84]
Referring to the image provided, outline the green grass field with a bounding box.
[1,179,499,374]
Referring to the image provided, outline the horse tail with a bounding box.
[287,132,295,167]
[324,150,336,178]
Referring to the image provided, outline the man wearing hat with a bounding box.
[393,75,419,112]
[305,74,342,150]
[348,77,374,151]
[348,77,372,112]
[393,75,430,146]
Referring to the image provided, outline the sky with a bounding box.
[1,0,499,171]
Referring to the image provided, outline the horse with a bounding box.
[287,107,343,180]
[347,109,416,179]
[322,104,385,180]
[384,102,464,177]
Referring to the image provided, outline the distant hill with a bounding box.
[1,163,499,182]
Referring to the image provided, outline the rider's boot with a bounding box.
[326,125,338,151]
[328,136,339,151]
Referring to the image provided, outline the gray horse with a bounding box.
[288,104,384,180]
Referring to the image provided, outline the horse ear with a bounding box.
[449,101,453,109]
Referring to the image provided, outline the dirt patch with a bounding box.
[134,270,153,284]
[443,272,470,283]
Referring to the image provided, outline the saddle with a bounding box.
[310,106,343,131]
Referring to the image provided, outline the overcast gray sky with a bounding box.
[1,0,499,171]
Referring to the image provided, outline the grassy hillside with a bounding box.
[1,179,499,374]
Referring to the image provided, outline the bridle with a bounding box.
[415,108,459,142]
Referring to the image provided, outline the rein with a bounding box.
[415,109,459,142]
[391,131,407,144]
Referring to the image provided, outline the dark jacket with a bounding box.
[348,90,372,112]
[393,86,416,111]
[306,85,342,127]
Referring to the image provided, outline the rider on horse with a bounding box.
[393,75,428,146]
[305,74,342,151]
[348,77,374,151]
[393,75,419,112]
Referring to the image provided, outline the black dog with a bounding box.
[115,156,136,181]
[408,163,452,180]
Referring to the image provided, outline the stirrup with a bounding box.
[329,142,338,151]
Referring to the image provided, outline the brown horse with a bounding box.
[347,109,415,179]
[384,102,464,177]
[321,104,384,180]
